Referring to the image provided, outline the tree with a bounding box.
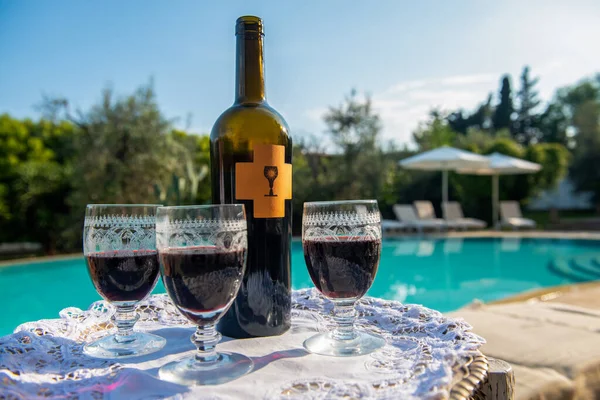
[291,137,339,233]
[323,89,381,156]
[322,90,393,201]
[466,94,493,131]
[533,143,570,190]
[492,76,514,131]
[571,151,600,211]
[12,82,210,253]
[0,114,77,253]
[562,78,600,208]
[447,110,469,135]
[538,101,570,147]
[514,66,541,144]
[155,130,211,206]
[413,110,456,150]
[454,128,510,154]
[446,95,493,135]
[66,83,175,208]
[558,79,600,150]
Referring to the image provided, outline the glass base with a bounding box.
[83,332,166,359]
[303,330,386,357]
[159,352,254,386]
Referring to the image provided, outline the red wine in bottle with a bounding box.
[211,16,292,338]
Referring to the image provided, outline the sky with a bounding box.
[1,0,599,146]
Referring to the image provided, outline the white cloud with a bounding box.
[291,2,600,148]
[370,73,499,146]
[304,106,328,123]
[298,60,598,148]
[438,73,498,86]
[298,73,498,147]
[385,80,428,94]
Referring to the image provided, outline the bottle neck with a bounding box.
[235,33,266,104]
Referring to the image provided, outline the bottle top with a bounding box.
[236,15,264,36]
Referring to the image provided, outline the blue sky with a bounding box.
[1,0,599,145]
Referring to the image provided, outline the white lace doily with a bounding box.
[0,289,484,399]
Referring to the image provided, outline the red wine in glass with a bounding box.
[86,250,160,303]
[160,247,246,324]
[303,238,381,299]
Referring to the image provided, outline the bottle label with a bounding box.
[235,144,292,218]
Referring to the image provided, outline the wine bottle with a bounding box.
[211,16,292,338]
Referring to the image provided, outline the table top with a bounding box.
[0,289,486,399]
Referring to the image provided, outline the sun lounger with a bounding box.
[500,201,536,229]
[351,204,407,234]
[442,202,487,230]
[353,204,407,234]
[413,201,461,230]
[393,204,446,232]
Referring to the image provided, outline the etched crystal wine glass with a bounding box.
[83,204,166,359]
[302,200,385,356]
[156,204,253,385]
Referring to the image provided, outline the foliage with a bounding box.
[0,114,76,253]
[323,89,380,155]
[66,84,174,208]
[454,128,510,154]
[411,117,569,222]
[571,151,600,206]
[0,83,210,253]
[291,91,398,230]
[534,143,570,190]
[154,130,211,206]
[565,77,600,205]
[442,68,599,214]
[492,76,514,131]
[413,111,456,150]
[323,90,391,200]
[537,101,570,147]
[514,66,542,144]
[0,70,597,254]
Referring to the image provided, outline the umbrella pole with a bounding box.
[492,174,499,229]
[442,169,448,218]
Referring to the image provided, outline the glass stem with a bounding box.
[112,304,139,344]
[192,324,221,363]
[331,299,358,341]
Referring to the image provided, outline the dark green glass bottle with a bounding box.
[211,16,292,338]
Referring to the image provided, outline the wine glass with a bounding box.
[83,204,166,359]
[302,200,385,356]
[156,205,253,385]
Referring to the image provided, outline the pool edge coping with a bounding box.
[0,253,83,268]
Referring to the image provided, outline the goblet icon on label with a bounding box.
[264,166,278,197]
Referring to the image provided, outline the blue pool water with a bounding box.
[1,237,599,336]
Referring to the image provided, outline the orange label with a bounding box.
[235,144,292,218]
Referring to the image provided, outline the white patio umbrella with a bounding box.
[399,146,490,217]
[457,152,541,227]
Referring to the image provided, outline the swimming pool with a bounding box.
[1,237,599,336]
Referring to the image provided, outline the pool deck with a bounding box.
[449,281,600,400]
